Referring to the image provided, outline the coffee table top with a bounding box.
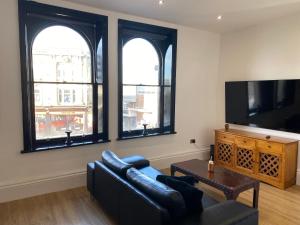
[171,159,259,192]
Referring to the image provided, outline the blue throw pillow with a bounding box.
[157,176,203,213]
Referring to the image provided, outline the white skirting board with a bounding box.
[0,170,86,204]
[0,148,210,203]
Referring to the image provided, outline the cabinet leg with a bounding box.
[253,182,260,209]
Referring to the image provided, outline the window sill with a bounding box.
[21,139,111,154]
[117,131,177,141]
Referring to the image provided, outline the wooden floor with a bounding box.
[0,188,115,225]
[0,172,300,225]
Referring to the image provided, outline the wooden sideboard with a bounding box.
[215,129,298,189]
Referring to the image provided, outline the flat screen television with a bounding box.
[225,80,300,134]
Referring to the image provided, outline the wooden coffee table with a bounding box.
[171,159,260,208]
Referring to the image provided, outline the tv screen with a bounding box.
[225,80,300,133]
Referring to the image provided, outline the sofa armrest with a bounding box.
[198,200,258,225]
[122,155,150,169]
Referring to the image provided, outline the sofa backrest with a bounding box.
[102,150,132,176]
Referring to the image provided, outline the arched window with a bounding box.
[123,38,160,85]
[164,45,173,86]
[118,20,177,139]
[122,38,160,132]
[19,1,108,152]
[164,45,173,127]
[32,26,92,140]
[32,26,91,83]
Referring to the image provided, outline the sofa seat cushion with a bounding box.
[201,194,218,209]
[122,155,150,169]
[102,150,132,176]
[126,168,187,220]
[139,166,163,180]
[198,200,258,225]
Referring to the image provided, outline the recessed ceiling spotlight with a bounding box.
[159,0,164,5]
[217,15,223,21]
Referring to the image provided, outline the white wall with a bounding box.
[218,13,300,184]
[0,0,220,202]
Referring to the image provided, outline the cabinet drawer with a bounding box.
[235,137,255,149]
[216,132,235,142]
[257,141,283,153]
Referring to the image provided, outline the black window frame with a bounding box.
[118,19,177,140]
[18,0,109,153]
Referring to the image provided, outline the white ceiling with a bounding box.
[66,0,300,33]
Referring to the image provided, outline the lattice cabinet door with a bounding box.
[235,146,256,174]
[216,141,234,167]
[257,150,282,183]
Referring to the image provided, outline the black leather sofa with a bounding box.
[87,151,258,225]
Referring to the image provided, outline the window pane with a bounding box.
[32,26,91,83]
[123,86,160,131]
[123,38,159,85]
[96,39,103,83]
[164,45,172,86]
[34,83,93,140]
[98,85,103,133]
[164,87,171,127]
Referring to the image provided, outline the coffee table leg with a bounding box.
[170,165,176,176]
[224,191,239,201]
[253,182,260,209]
